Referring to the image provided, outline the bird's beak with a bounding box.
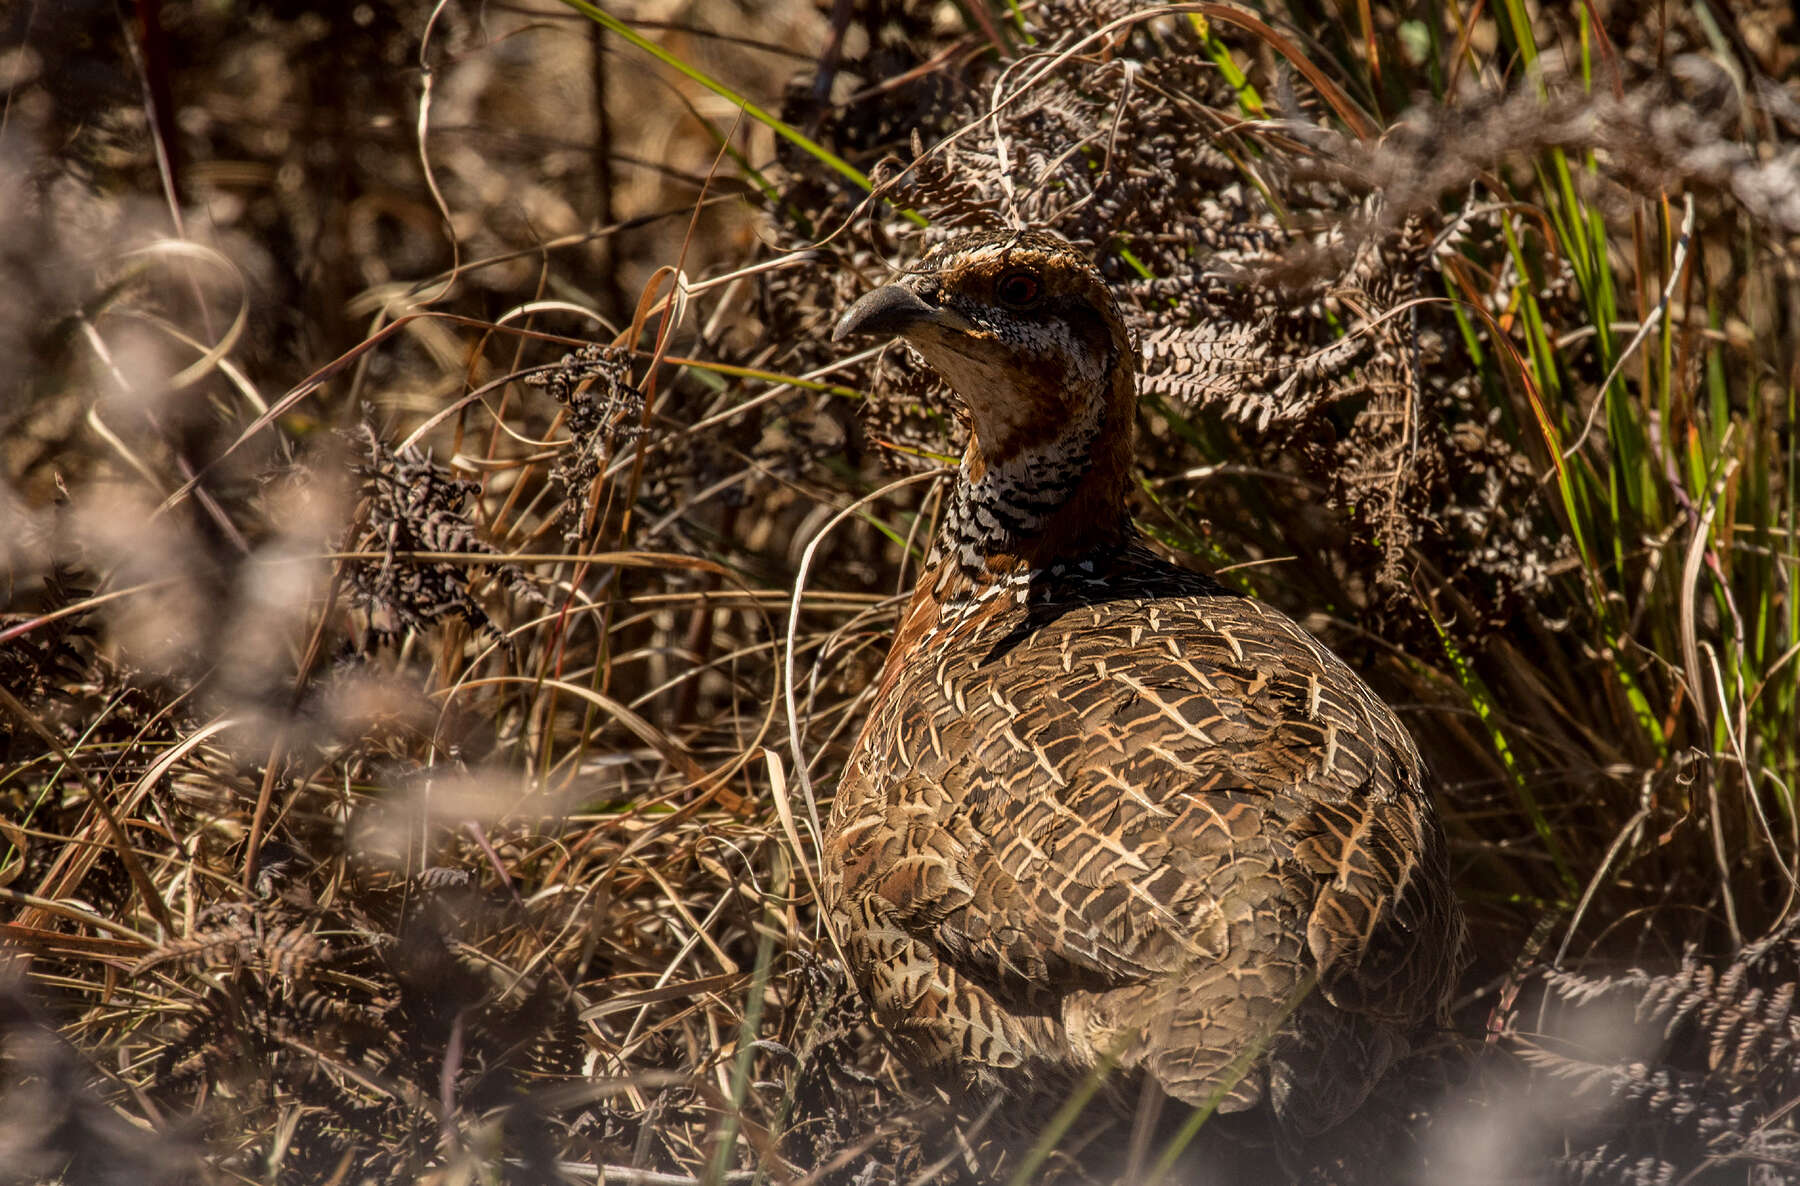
[832,284,952,343]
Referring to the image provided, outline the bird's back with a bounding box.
[825,542,1462,1137]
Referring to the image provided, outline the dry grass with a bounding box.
[3,0,1799,1182]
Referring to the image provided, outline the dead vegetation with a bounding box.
[3,0,1800,1182]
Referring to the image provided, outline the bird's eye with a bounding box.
[996,270,1042,308]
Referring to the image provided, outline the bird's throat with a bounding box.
[931,398,1134,594]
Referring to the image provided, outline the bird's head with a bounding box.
[833,230,1137,476]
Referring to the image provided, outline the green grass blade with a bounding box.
[561,1,927,227]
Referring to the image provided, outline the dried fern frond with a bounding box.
[1526,914,1800,1183]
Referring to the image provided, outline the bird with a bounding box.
[821,228,1465,1152]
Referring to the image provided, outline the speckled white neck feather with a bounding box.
[933,396,1107,589]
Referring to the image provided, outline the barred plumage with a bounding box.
[821,229,1465,1147]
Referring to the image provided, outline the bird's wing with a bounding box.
[848,592,1459,1026]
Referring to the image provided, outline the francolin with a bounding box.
[822,229,1464,1150]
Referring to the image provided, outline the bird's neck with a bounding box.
[929,385,1136,598]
